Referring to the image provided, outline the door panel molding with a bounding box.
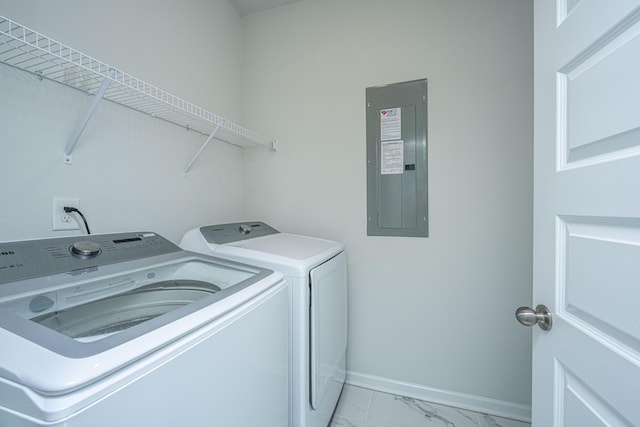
[555,361,634,426]
[557,6,640,169]
[557,215,640,355]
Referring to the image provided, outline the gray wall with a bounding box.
[241,0,534,418]
[0,0,245,243]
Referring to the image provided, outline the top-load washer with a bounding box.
[0,231,289,427]
[181,222,347,427]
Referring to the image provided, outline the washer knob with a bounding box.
[239,224,252,235]
[71,241,101,257]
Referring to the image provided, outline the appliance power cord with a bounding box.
[63,206,91,235]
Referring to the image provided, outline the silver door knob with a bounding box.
[515,304,552,331]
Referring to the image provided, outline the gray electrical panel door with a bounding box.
[366,79,428,237]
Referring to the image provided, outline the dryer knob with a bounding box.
[71,241,102,258]
[239,224,252,235]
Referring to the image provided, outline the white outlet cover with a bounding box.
[52,197,80,231]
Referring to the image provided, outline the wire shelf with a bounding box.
[0,15,276,152]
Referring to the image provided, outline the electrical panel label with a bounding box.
[381,140,404,174]
[380,108,401,141]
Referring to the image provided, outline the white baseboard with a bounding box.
[345,371,532,423]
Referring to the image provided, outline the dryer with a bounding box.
[181,222,347,427]
[0,231,288,426]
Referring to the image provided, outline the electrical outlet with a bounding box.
[53,198,80,231]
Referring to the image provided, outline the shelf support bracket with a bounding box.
[183,124,222,177]
[63,68,115,164]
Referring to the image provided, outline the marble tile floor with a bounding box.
[330,384,531,427]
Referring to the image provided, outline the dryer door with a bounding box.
[309,251,347,410]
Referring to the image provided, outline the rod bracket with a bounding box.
[63,67,115,164]
[183,124,222,176]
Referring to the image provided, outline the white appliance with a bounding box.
[181,222,347,427]
[0,231,288,427]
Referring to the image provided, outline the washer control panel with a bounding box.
[200,221,279,244]
[0,232,180,285]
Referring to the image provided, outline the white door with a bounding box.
[530,1,640,425]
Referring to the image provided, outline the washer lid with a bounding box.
[0,248,282,395]
[0,254,266,358]
[33,279,222,341]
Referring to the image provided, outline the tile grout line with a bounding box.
[363,387,374,423]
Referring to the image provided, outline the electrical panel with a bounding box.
[366,79,428,237]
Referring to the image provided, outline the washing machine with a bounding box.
[181,221,347,427]
[0,231,289,427]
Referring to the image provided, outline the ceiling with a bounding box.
[228,0,301,17]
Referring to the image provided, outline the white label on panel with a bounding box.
[380,108,401,141]
[381,140,404,174]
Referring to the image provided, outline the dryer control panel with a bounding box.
[200,222,279,244]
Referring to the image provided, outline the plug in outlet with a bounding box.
[53,198,80,231]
